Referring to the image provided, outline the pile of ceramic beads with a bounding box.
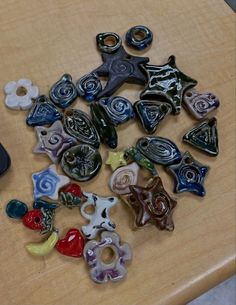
[3,25,219,284]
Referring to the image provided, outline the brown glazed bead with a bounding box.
[124,177,177,231]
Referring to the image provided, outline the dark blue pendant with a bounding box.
[183,118,219,156]
[134,100,172,134]
[136,136,181,166]
[33,198,59,210]
[167,151,209,197]
[49,74,78,109]
[26,95,62,127]
[99,96,134,126]
[6,199,28,219]
[0,143,11,176]
[76,73,102,102]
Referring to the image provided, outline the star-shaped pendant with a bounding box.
[34,121,77,163]
[167,151,209,196]
[32,164,70,200]
[92,46,149,98]
[125,177,177,231]
[140,55,197,114]
[105,151,127,171]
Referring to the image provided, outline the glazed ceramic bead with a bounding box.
[183,89,220,119]
[59,183,86,208]
[183,118,219,156]
[4,78,39,110]
[0,143,11,176]
[32,164,70,200]
[6,199,28,219]
[134,100,172,133]
[63,109,100,148]
[105,151,127,171]
[167,151,209,197]
[125,25,153,50]
[140,56,197,114]
[98,96,135,126]
[60,144,102,182]
[84,231,132,283]
[33,120,77,163]
[92,46,149,98]
[123,177,177,231]
[76,73,102,102]
[124,146,158,176]
[90,102,118,149]
[136,136,181,166]
[26,95,62,127]
[96,32,122,54]
[109,162,139,195]
[56,228,84,258]
[49,74,77,109]
[81,192,118,239]
[33,198,59,210]
[25,231,59,256]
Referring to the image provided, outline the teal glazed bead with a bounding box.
[6,199,28,219]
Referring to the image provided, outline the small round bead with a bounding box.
[125,25,153,50]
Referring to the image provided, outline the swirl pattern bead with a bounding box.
[49,74,77,109]
[99,96,134,125]
[76,73,102,102]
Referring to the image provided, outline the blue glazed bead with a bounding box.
[0,143,11,176]
[99,96,135,126]
[76,73,102,102]
[125,25,153,50]
[26,95,62,127]
[33,198,59,210]
[6,199,28,219]
[49,74,78,109]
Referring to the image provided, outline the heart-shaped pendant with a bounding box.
[56,228,84,258]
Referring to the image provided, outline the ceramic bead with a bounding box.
[96,32,122,53]
[105,151,127,171]
[4,78,39,110]
[25,231,59,256]
[76,73,102,102]
[80,192,118,239]
[56,228,84,258]
[59,183,86,208]
[84,231,132,283]
[6,199,28,219]
[0,143,11,176]
[125,25,153,50]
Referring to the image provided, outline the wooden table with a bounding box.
[0,1,235,304]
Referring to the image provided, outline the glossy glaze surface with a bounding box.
[6,199,28,219]
[59,183,86,208]
[105,151,127,171]
[56,228,84,258]
[0,143,11,176]
[125,25,153,50]
[96,32,122,54]
[76,73,102,102]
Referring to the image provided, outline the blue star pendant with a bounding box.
[167,151,209,197]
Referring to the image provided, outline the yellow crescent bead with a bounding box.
[25,231,59,256]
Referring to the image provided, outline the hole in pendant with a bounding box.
[104,36,117,47]
[161,104,168,112]
[16,86,27,96]
[186,91,192,97]
[84,205,95,215]
[34,217,41,223]
[41,130,47,136]
[184,157,192,164]
[141,140,148,148]
[186,171,194,179]
[101,246,116,264]
[134,30,146,41]
[66,110,73,117]
[66,153,76,163]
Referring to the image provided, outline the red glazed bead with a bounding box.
[55,228,85,258]
[60,183,83,197]
[22,209,44,231]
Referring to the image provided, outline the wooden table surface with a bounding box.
[0,1,235,304]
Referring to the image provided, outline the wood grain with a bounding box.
[0,1,235,305]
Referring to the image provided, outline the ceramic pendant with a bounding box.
[125,25,153,50]
[98,96,135,126]
[167,151,209,197]
[76,73,102,102]
[84,231,132,283]
[33,120,77,163]
[124,146,158,176]
[140,56,197,114]
[134,100,172,133]
[105,151,127,171]
[60,144,102,182]
[123,177,177,231]
[96,32,122,53]
[33,198,59,210]
[22,208,55,234]
[25,231,59,256]
[136,136,181,166]
[26,95,62,127]
[56,228,84,258]
[6,199,28,219]
[183,118,219,156]
[4,78,39,110]
[49,74,77,109]
[183,89,220,119]
[109,162,139,195]
[92,46,149,98]
[90,102,118,149]
[59,183,86,208]
[63,109,100,148]
[0,143,11,176]
[81,192,118,239]
[32,164,70,200]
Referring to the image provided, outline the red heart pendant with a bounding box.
[56,228,84,258]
